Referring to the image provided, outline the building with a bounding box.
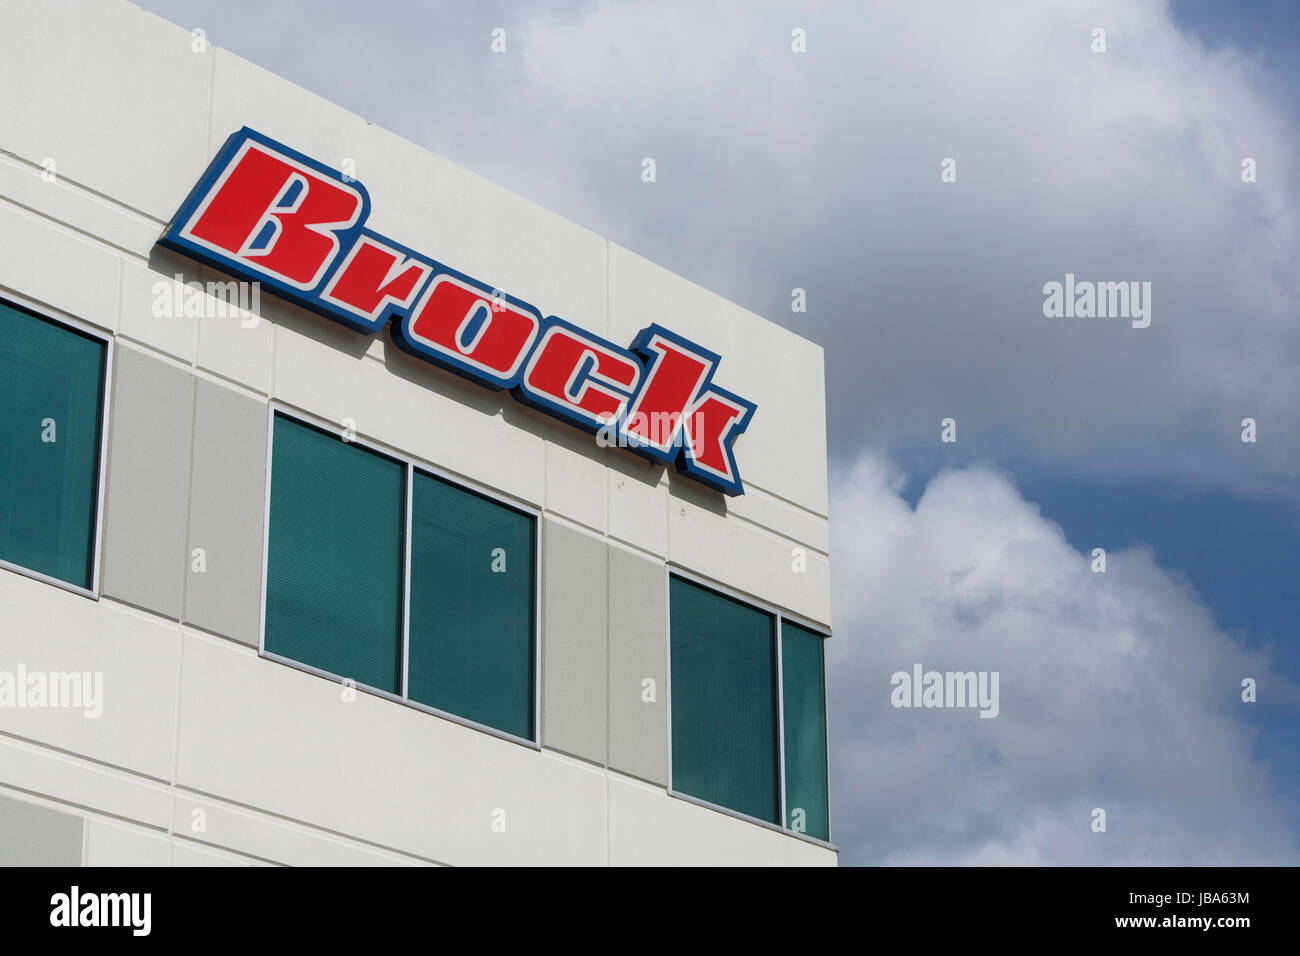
[0,0,833,866]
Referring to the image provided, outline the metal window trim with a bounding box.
[533,507,542,744]
[268,399,540,516]
[259,401,541,748]
[664,565,673,809]
[664,565,837,849]
[667,563,831,639]
[0,557,97,600]
[821,632,833,845]
[666,787,838,853]
[401,462,413,700]
[261,649,540,750]
[780,615,833,844]
[0,293,113,600]
[257,400,275,664]
[775,613,787,829]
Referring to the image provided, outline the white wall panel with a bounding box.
[608,243,830,518]
[608,774,835,866]
[0,738,172,831]
[168,792,435,867]
[0,202,120,334]
[0,572,181,781]
[0,0,213,221]
[0,154,159,258]
[83,818,171,866]
[669,493,832,627]
[119,260,197,363]
[273,316,548,507]
[173,631,607,866]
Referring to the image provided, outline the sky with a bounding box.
[132,0,1300,864]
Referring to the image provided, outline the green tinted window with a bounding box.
[782,622,829,841]
[0,302,106,590]
[670,576,779,824]
[265,415,404,693]
[407,472,534,739]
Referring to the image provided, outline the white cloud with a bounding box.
[138,0,1300,494]
[445,0,1300,499]
[827,452,1298,864]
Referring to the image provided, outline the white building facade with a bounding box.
[0,0,834,866]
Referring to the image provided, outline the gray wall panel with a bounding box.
[540,519,607,763]
[0,794,83,866]
[100,346,194,618]
[183,380,267,647]
[607,546,667,785]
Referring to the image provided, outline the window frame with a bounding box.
[259,402,542,749]
[0,293,113,601]
[665,565,834,849]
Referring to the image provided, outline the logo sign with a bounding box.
[158,128,756,495]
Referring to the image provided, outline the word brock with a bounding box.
[159,128,756,495]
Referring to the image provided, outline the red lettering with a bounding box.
[523,325,640,424]
[184,143,362,289]
[322,237,431,326]
[621,335,712,451]
[405,275,539,381]
[684,392,749,480]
